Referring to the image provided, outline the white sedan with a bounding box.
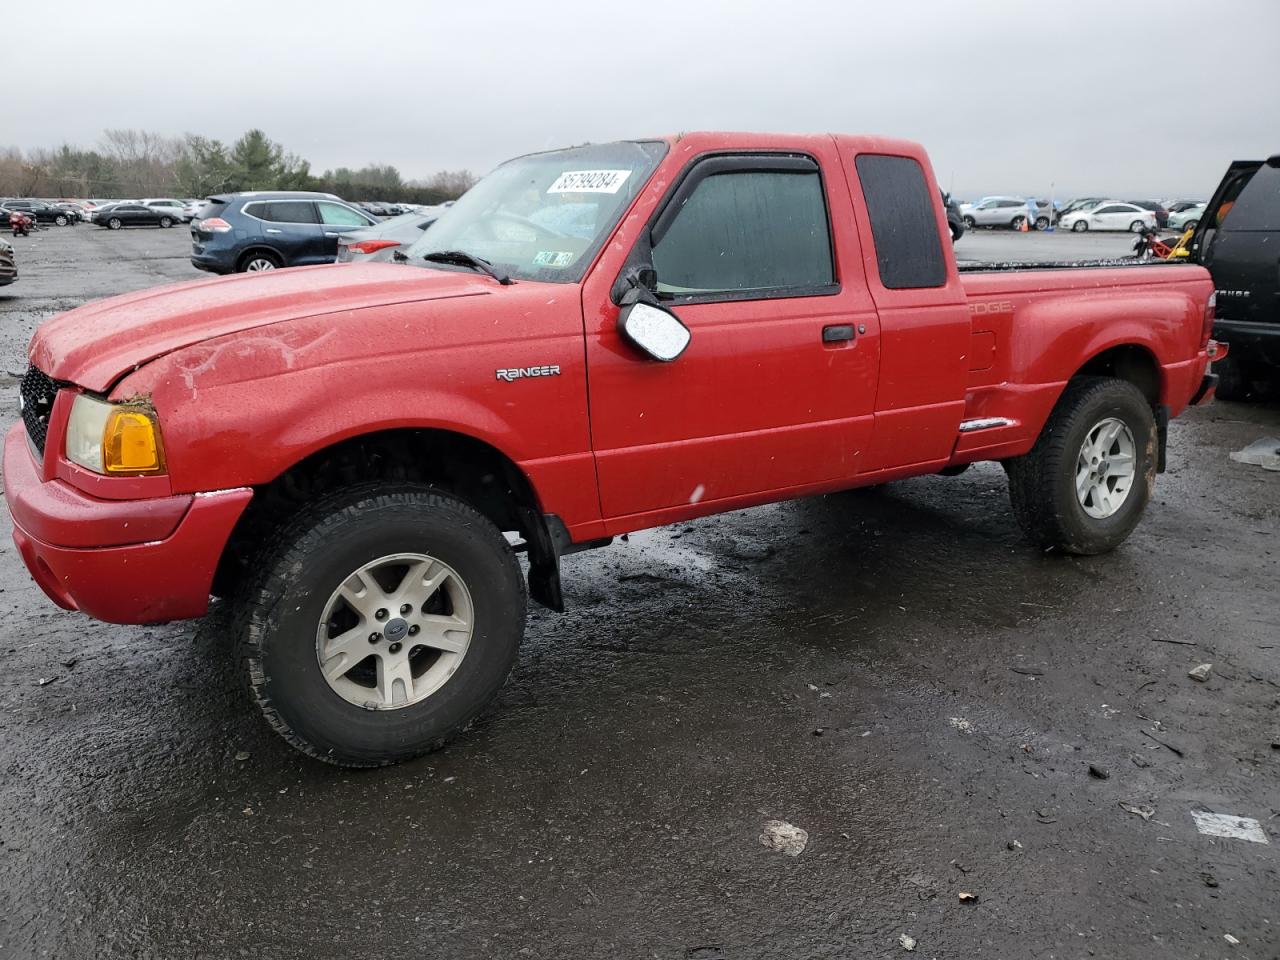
[1167,203,1206,231]
[1059,202,1157,233]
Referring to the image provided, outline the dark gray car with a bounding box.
[335,209,442,263]
[0,237,15,286]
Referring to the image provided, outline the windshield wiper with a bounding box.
[421,250,512,285]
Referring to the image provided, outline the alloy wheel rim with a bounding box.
[1075,417,1136,519]
[316,552,474,710]
[246,258,275,271]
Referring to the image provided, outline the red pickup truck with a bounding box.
[5,133,1220,766]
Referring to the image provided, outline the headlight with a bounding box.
[65,393,165,475]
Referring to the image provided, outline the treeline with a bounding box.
[0,128,476,204]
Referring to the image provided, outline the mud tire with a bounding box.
[1006,377,1156,555]
[234,484,526,767]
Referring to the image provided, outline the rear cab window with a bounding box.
[854,154,946,289]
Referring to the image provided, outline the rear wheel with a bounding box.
[1072,220,1088,232]
[239,250,281,272]
[1036,215,1050,230]
[1129,220,1146,233]
[1011,215,1026,230]
[159,216,173,228]
[1006,377,1156,555]
[962,215,976,229]
[1184,219,1198,231]
[235,485,526,767]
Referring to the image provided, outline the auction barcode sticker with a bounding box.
[546,170,632,194]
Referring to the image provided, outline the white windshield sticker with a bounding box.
[546,170,632,194]
[532,251,575,267]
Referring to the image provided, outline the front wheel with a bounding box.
[1129,220,1147,233]
[54,214,68,226]
[1006,377,1156,555]
[1072,220,1088,232]
[1036,215,1050,230]
[1183,219,1198,231]
[107,217,122,230]
[235,485,526,767]
[962,215,976,229]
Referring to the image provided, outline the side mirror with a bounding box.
[617,298,691,363]
[610,265,658,305]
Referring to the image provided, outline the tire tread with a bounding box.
[1007,376,1154,555]
[232,483,524,768]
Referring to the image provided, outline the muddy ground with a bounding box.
[0,225,1276,959]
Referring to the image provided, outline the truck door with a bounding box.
[583,150,880,527]
[838,149,970,472]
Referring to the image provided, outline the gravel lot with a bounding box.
[1,225,1277,959]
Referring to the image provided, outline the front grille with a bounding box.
[19,365,62,455]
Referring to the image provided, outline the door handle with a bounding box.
[265,228,282,234]
[324,231,340,238]
[822,324,856,343]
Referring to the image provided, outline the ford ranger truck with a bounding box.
[3,134,1221,766]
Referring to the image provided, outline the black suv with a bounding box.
[1192,156,1280,400]
[190,191,378,274]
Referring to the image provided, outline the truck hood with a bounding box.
[30,263,492,392]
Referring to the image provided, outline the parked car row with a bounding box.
[0,199,82,226]
[957,196,1206,232]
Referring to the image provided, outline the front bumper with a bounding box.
[3,423,251,624]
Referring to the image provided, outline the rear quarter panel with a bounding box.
[957,264,1212,460]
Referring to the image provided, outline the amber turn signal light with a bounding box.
[103,408,165,474]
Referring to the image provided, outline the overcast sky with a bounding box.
[9,0,1278,199]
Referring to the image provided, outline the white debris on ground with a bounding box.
[1191,812,1270,844]
[1229,438,1280,471]
[949,717,974,733]
[1188,663,1213,682]
[1120,802,1156,821]
[758,819,808,856]
[898,933,917,951]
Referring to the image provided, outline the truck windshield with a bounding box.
[404,140,667,284]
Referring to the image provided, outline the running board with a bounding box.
[958,417,1016,433]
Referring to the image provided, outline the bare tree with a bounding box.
[420,169,477,197]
